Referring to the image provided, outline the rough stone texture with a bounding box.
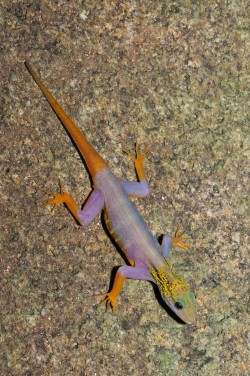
[1,1,248,375]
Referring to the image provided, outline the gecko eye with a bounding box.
[174,302,183,310]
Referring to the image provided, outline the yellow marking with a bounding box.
[104,213,121,243]
[149,265,189,301]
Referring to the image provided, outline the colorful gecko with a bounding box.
[25,61,196,324]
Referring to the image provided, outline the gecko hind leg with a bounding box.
[43,180,104,225]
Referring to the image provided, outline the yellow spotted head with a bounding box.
[150,263,196,324]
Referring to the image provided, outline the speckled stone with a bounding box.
[1,1,248,375]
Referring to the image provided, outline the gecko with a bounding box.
[25,61,196,324]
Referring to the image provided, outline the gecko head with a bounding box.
[162,288,196,324]
[150,265,196,324]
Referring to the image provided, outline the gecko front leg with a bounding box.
[99,263,150,312]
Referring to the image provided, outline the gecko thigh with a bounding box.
[78,188,104,225]
[120,179,149,197]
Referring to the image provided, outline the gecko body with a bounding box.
[25,62,196,324]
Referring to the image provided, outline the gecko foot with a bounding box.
[171,228,189,250]
[97,292,117,312]
[123,140,149,165]
[42,180,69,211]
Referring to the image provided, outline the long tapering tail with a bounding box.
[25,61,107,177]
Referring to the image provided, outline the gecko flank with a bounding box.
[25,61,196,324]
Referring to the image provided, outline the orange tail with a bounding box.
[25,61,107,177]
